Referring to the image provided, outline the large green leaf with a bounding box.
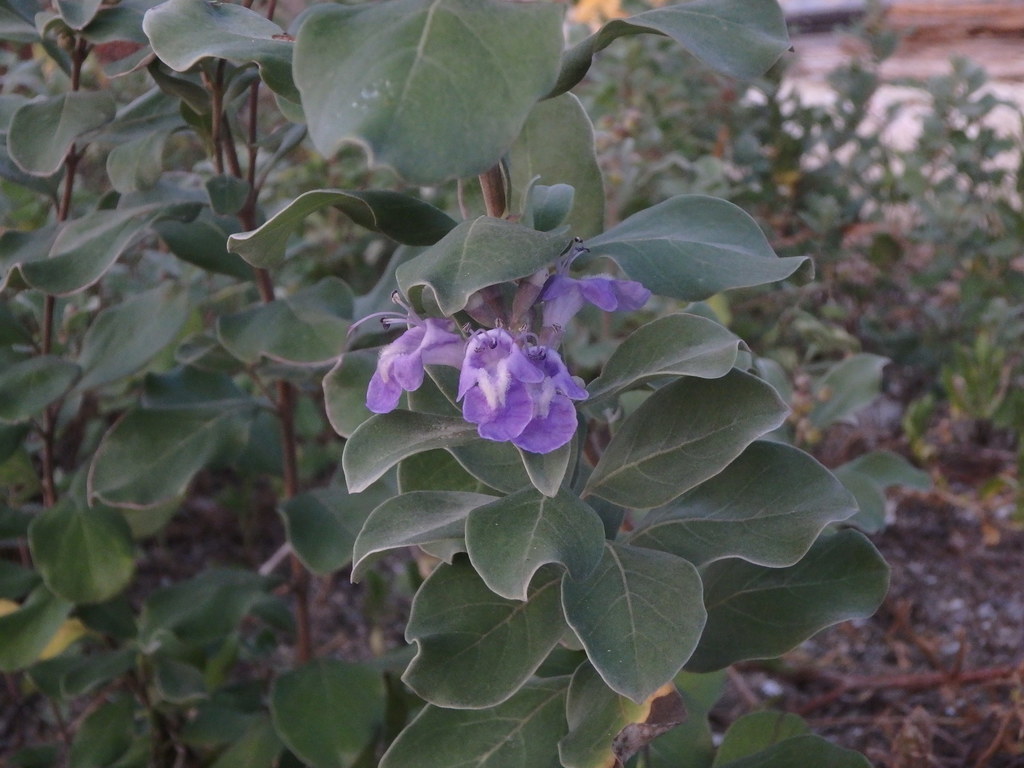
[294,0,564,184]
[69,695,135,768]
[585,370,788,509]
[0,356,80,423]
[398,448,493,494]
[587,314,741,403]
[450,439,533,493]
[712,711,808,766]
[323,351,377,439]
[351,491,493,581]
[143,0,299,104]
[510,94,604,238]
[216,278,353,365]
[465,487,605,601]
[89,404,255,508]
[280,485,389,576]
[228,190,457,269]
[379,676,569,768]
[14,204,198,296]
[562,542,706,703]
[629,442,857,568]
[559,663,685,768]
[341,411,479,493]
[28,502,135,604]
[0,585,72,672]
[75,283,189,392]
[155,213,251,278]
[397,217,568,315]
[585,196,809,302]
[687,530,889,672]
[549,0,789,97]
[403,559,566,708]
[7,92,116,175]
[270,659,384,768]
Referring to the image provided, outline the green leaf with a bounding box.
[0,586,72,672]
[342,411,479,493]
[227,190,457,270]
[559,663,685,768]
[139,569,273,647]
[271,659,384,768]
[398,449,493,494]
[352,491,493,581]
[466,487,605,601]
[323,351,378,439]
[216,278,353,365]
[7,92,116,175]
[69,696,134,768]
[585,196,809,302]
[403,559,566,708]
[106,129,172,194]
[510,94,604,238]
[397,217,568,315]
[153,655,207,704]
[715,734,872,768]
[834,450,931,533]
[629,442,857,568]
[56,0,102,29]
[0,356,80,424]
[56,649,138,699]
[380,676,569,768]
[75,283,189,392]
[549,0,789,97]
[294,0,564,185]
[562,542,705,703]
[585,370,788,509]
[645,671,724,768]
[143,0,299,104]
[281,485,388,576]
[587,314,741,402]
[450,439,533,493]
[809,353,888,429]
[0,560,39,600]
[712,711,808,767]
[17,204,199,296]
[205,175,250,216]
[89,405,254,508]
[687,530,890,672]
[28,502,135,604]
[208,717,283,768]
[155,213,251,278]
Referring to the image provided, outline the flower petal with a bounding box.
[513,395,578,453]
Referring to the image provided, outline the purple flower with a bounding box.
[540,274,651,331]
[366,318,465,413]
[457,329,587,453]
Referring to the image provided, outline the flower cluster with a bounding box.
[362,243,650,454]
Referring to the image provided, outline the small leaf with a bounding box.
[8,92,116,175]
[0,586,72,672]
[403,559,566,708]
[56,0,102,29]
[144,0,299,104]
[687,530,890,672]
[834,450,931,533]
[106,129,171,193]
[206,175,250,216]
[587,314,742,402]
[28,502,135,604]
[216,277,353,365]
[585,196,809,302]
[397,217,568,316]
[585,370,788,509]
[227,190,457,270]
[712,711,808,766]
[466,487,605,601]
[271,659,384,768]
[352,491,493,581]
[281,485,392,576]
[511,94,604,237]
[550,0,789,97]
[519,438,574,498]
[380,677,569,768]
[342,411,479,493]
[323,351,376,439]
[69,696,134,768]
[294,0,564,184]
[559,663,685,768]
[715,734,872,768]
[0,356,80,423]
[809,353,888,429]
[208,717,282,768]
[155,213,251,278]
[76,283,189,392]
[89,405,255,508]
[629,442,857,568]
[562,542,706,703]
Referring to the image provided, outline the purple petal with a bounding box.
[513,395,578,453]
[463,381,533,441]
[366,369,403,413]
[579,276,651,312]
